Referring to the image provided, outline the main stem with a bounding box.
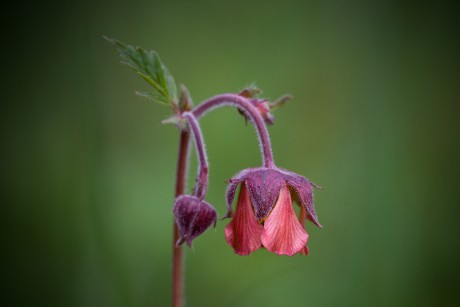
[192,94,275,168]
[172,130,190,307]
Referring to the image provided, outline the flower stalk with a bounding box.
[182,112,208,200]
[192,94,275,169]
[173,112,216,248]
[172,130,190,307]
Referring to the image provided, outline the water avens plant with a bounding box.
[105,37,322,307]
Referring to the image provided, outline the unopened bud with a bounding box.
[173,195,217,247]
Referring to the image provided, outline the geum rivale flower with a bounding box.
[224,167,321,256]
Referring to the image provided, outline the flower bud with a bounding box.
[173,195,217,247]
[237,98,275,125]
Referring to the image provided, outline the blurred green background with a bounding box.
[3,0,460,306]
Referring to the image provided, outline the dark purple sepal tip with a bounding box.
[279,168,323,228]
[173,195,217,247]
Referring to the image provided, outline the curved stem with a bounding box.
[171,94,273,306]
[182,112,208,200]
[192,94,275,168]
[172,130,190,307]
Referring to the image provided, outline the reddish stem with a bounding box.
[192,94,275,168]
[172,130,190,307]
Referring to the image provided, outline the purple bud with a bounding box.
[173,195,217,247]
[237,98,275,125]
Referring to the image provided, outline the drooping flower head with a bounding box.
[224,167,321,256]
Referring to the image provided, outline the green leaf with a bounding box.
[104,36,178,106]
[135,91,163,103]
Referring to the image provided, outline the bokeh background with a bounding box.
[3,0,460,306]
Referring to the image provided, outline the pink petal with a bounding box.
[225,183,263,256]
[298,206,310,256]
[261,185,309,256]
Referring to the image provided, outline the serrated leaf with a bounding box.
[135,91,166,103]
[104,36,178,106]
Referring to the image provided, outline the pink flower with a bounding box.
[224,167,321,256]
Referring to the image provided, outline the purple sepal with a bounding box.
[280,169,322,228]
[244,168,285,220]
[226,167,285,221]
[226,167,322,227]
[173,195,217,247]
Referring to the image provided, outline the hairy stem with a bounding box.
[192,94,275,168]
[182,112,208,200]
[172,94,273,305]
[172,130,190,307]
